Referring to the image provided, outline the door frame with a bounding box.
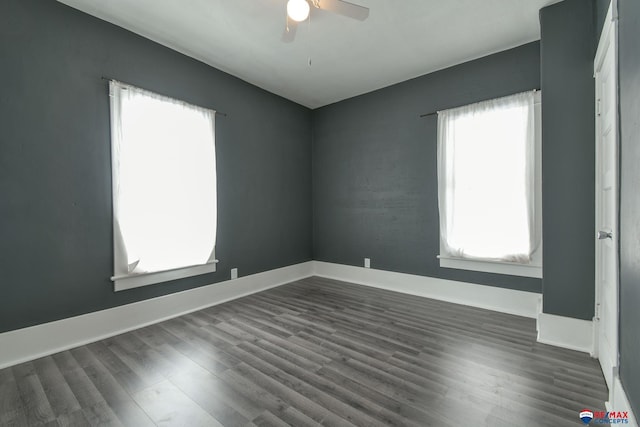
[593,1,619,387]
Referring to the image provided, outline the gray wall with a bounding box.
[312,42,542,293]
[0,0,620,354]
[594,0,612,43]
[618,0,640,417]
[540,0,597,320]
[0,0,312,333]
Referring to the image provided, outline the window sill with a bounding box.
[112,260,218,292]
[438,255,542,279]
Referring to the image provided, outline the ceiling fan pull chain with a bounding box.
[308,6,312,67]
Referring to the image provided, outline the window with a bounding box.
[437,91,542,278]
[109,81,218,291]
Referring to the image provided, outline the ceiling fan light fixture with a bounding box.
[287,0,310,22]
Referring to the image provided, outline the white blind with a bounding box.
[110,81,217,276]
[437,91,536,263]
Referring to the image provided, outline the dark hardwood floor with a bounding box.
[0,276,607,426]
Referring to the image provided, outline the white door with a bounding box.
[594,8,618,391]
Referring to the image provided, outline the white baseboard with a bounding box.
[606,375,639,427]
[537,312,594,354]
[311,261,542,318]
[0,261,313,370]
[2,259,598,370]
[313,262,598,355]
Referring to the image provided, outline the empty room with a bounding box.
[1,0,639,426]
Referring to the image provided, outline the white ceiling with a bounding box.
[57,0,560,109]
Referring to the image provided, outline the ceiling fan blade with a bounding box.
[318,0,369,21]
[282,20,298,43]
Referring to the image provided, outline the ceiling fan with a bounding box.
[282,0,370,43]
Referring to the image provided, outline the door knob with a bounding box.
[597,230,612,240]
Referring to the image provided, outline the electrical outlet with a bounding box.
[364,258,371,268]
[231,268,238,279]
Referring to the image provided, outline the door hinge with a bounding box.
[595,303,601,321]
[597,98,602,117]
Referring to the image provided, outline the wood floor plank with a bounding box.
[60,367,105,410]
[252,338,325,372]
[231,362,355,426]
[0,377,27,426]
[12,362,56,425]
[108,400,156,427]
[85,341,149,395]
[251,410,290,427]
[276,406,322,427]
[253,342,420,427]
[103,337,168,386]
[316,366,440,426]
[51,351,81,375]
[32,356,82,418]
[389,349,606,411]
[134,323,185,349]
[159,319,240,368]
[56,408,92,427]
[0,277,607,426]
[82,400,125,427]
[169,365,256,425]
[133,380,224,427]
[235,342,388,427]
[217,368,288,417]
[0,365,15,384]
[163,338,233,376]
[81,361,132,406]
[199,323,244,346]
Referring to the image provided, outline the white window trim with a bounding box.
[438,91,543,279]
[112,260,219,292]
[108,80,218,292]
[438,255,542,278]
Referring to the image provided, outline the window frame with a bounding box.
[438,91,542,279]
[108,80,218,292]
